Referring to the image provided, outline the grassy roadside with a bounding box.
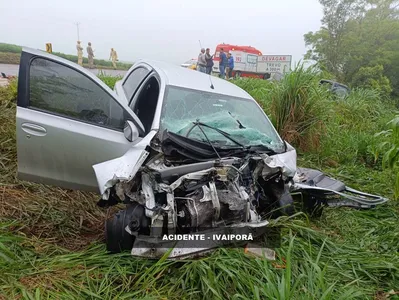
[0,52,20,65]
[0,72,398,299]
[0,43,132,70]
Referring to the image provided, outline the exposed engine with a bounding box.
[110,155,293,238]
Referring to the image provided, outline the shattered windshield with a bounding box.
[160,86,284,152]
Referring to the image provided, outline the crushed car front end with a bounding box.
[94,82,388,258]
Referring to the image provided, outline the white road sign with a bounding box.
[256,55,292,74]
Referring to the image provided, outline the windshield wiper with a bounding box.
[228,111,246,129]
[195,122,222,160]
[186,120,248,149]
[248,144,278,155]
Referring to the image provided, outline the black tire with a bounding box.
[261,185,295,218]
[278,188,295,216]
[292,192,324,218]
[105,203,147,253]
[235,71,241,79]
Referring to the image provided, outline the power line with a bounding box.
[75,22,81,41]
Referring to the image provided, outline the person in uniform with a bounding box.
[76,41,83,66]
[87,42,95,69]
[109,48,118,69]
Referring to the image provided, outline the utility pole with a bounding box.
[75,22,80,41]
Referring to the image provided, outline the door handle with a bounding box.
[21,123,47,136]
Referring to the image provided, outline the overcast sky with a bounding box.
[0,0,323,65]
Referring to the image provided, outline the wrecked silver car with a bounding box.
[16,48,387,258]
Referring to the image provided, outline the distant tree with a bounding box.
[304,0,399,96]
[352,65,392,97]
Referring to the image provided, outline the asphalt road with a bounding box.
[0,63,128,77]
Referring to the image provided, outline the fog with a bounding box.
[0,0,323,65]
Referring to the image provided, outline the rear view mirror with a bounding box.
[124,120,139,142]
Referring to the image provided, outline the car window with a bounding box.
[320,81,332,89]
[247,54,258,64]
[122,67,151,102]
[29,58,126,130]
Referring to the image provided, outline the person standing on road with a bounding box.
[109,48,118,69]
[226,53,235,79]
[205,48,214,74]
[218,48,227,79]
[76,41,83,66]
[197,48,207,73]
[87,42,95,69]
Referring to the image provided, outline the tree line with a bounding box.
[304,0,399,97]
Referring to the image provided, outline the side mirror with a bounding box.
[124,120,139,142]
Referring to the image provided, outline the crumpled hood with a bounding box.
[259,142,297,178]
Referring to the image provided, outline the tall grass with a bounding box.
[234,67,396,166]
[374,114,399,199]
[235,65,330,152]
[268,65,330,152]
[0,74,398,299]
[318,89,395,168]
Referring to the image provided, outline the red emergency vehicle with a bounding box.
[212,43,291,80]
[213,43,269,79]
[214,44,262,60]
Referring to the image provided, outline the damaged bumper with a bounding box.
[292,167,389,209]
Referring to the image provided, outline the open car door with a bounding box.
[16,48,146,192]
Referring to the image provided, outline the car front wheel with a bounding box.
[105,203,150,253]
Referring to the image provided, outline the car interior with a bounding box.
[130,76,160,134]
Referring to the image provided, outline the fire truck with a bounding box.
[213,43,292,79]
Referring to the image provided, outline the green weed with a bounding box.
[97,73,123,89]
[0,42,132,70]
[235,65,331,152]
[0,43,22,54]
[374,114,399,199]
[0,73,398,299]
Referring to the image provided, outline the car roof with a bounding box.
[320,79,349,88]
[320,79,335,84]
[136,59,252,99]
